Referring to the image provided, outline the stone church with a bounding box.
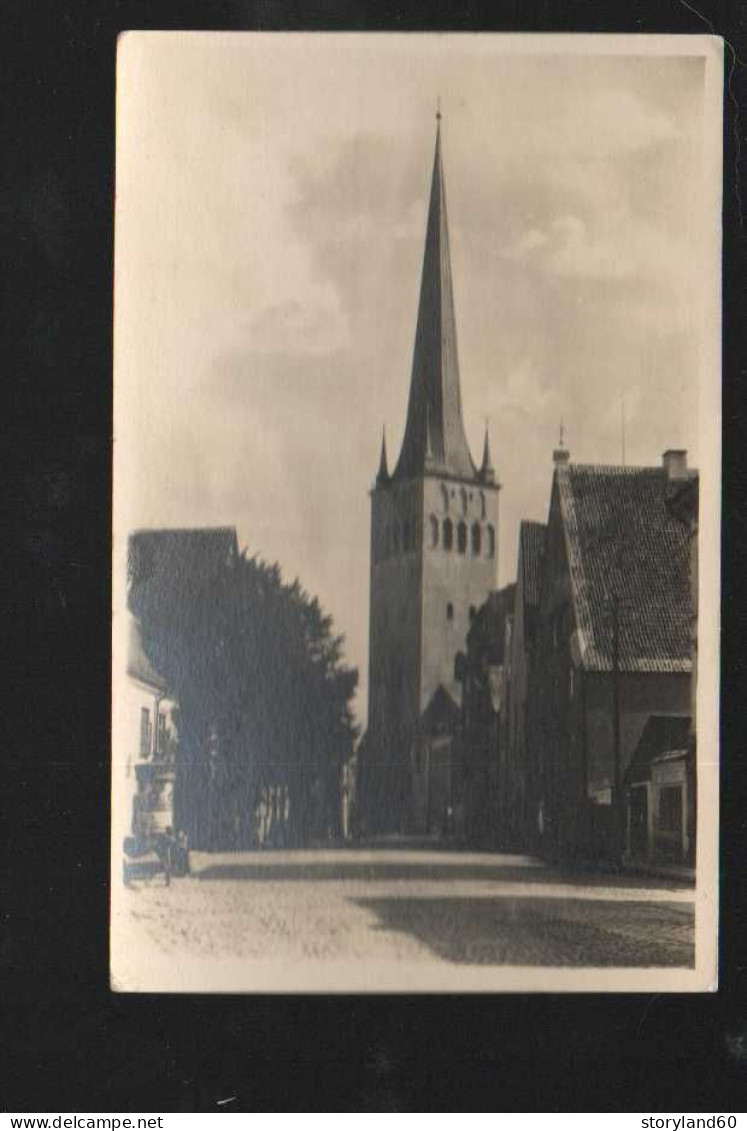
[361,118,500,834]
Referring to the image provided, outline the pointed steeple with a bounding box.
[479,421,495,484]
[392,115,476,482]
[376,426,390,486]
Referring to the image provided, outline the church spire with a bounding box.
[392,114,476,482]
[376,425,390,486]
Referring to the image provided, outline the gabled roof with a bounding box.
[127,615,166,691]
[391,122,477,483]
[519,520,547,611]
[420,683,460,736]
[625,715,691,783]
[556,464,695,674]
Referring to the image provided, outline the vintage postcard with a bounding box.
[111,32,721,992]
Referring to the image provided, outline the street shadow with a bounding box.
[194,857,689,891]
[351,895,696,968]
[123,858,166,885]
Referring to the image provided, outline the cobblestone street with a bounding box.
[113,846,696,990]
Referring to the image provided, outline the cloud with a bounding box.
[502,227,549,261]
[558,88,679,156]
[502,215,633,280]
[245,295,348,356]
[484,358,557,420]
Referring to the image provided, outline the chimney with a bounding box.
[663,449,688,480]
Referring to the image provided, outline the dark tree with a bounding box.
[129,538,358,849]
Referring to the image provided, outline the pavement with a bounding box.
[111,846,697,991]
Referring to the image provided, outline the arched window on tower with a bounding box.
[460,487,468,514]
[479,491,486,519]
[487,524,495,558]
[440,483,449,514]
[471,523,481,556]
[443,518,453,551]
[457,521,468,554]
[429,515,439,548]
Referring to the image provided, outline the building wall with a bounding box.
[368,478,424,744]
[504,550,529,845]
[367,472,499,829]
[420,475,499,711]
[117,673,178,844]
[531,477,693,860]
[583,671,692,797]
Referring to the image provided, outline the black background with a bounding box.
[2,0,746,1112]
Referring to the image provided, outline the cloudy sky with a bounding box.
[115,34,714,723]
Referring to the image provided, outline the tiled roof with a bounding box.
[520,521,547,610]
[557,464,695,674]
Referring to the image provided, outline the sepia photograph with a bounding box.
[111,32,722,992]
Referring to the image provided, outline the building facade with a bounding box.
[457,585,515,846]
[501,521,546,850]
[363,119,500,833]
[119,614,179,852]
[528,449,696,864]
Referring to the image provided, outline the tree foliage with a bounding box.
[130,543,358,849]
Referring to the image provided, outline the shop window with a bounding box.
[457,521,467,554]
[443,518,454,551]
[471,523,481,555]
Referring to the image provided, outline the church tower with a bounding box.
[365,116,501,833]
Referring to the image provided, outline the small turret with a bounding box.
[553,420,570,466]
[479,422,495,484]
[424,406,436,468]
[376,426,390,487]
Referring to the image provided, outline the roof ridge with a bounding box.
[555,468,596,667]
